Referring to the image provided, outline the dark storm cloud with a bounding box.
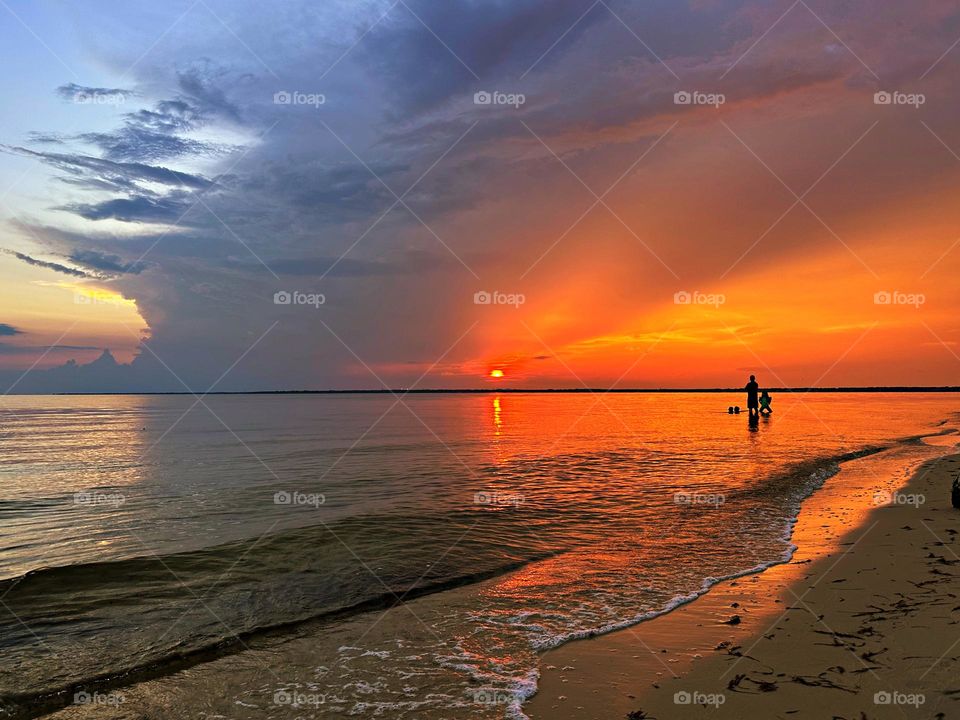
[0,343,101,355]
[69,250,148,275]
[1,250,94,278]
[77,129,221,163]
[243,159,408,220]
[64,195,189,223]
[358,0,752,114]
[176,68,243,123]
[256,247,459,277]
[1,146,213,191]
[360,0,605,112]
[0,324,22,336]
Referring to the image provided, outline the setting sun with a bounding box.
[489,369,504,379]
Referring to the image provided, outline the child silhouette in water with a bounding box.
[759,390,773,415]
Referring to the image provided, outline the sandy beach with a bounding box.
[527,439,960,719]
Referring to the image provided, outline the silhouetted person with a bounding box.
[759,390,772,415]
[745,375,759,417]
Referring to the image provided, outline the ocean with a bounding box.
[0,392,956,718]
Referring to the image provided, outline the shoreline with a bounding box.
[525,434,960,719]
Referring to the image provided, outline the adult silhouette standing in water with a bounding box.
[745,375,760,418]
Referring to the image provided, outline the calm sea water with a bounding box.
[0,392,957,718]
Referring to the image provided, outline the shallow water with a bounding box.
[0,392,957,718]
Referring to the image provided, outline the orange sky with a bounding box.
[2,1,959,390]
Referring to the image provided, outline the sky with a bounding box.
[1,0,959,392]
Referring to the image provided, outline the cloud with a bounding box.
[0,343,101,355]
[1,145,214,191]
[55,82,133,102]
[176,67,242,123]
[77,130,223,163]
[0,324,23,336]
[69,250,148,275]
[63,195,190,223]
[4,0,960,392]
[1,250,94,278]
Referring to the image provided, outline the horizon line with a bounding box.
[39,385,960,396]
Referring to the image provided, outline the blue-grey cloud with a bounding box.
[2,145,213,191]
[64,195,189,223]
[176,67,243,124]
[55,82,133,103]
[1,250,94,278]
[77,129,221,163]
[69,250,148,275]
[0,324,23,336]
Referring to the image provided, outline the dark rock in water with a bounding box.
[952,476,960,509]
[724,614,742,625]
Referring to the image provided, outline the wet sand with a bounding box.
[526,440,960,719]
